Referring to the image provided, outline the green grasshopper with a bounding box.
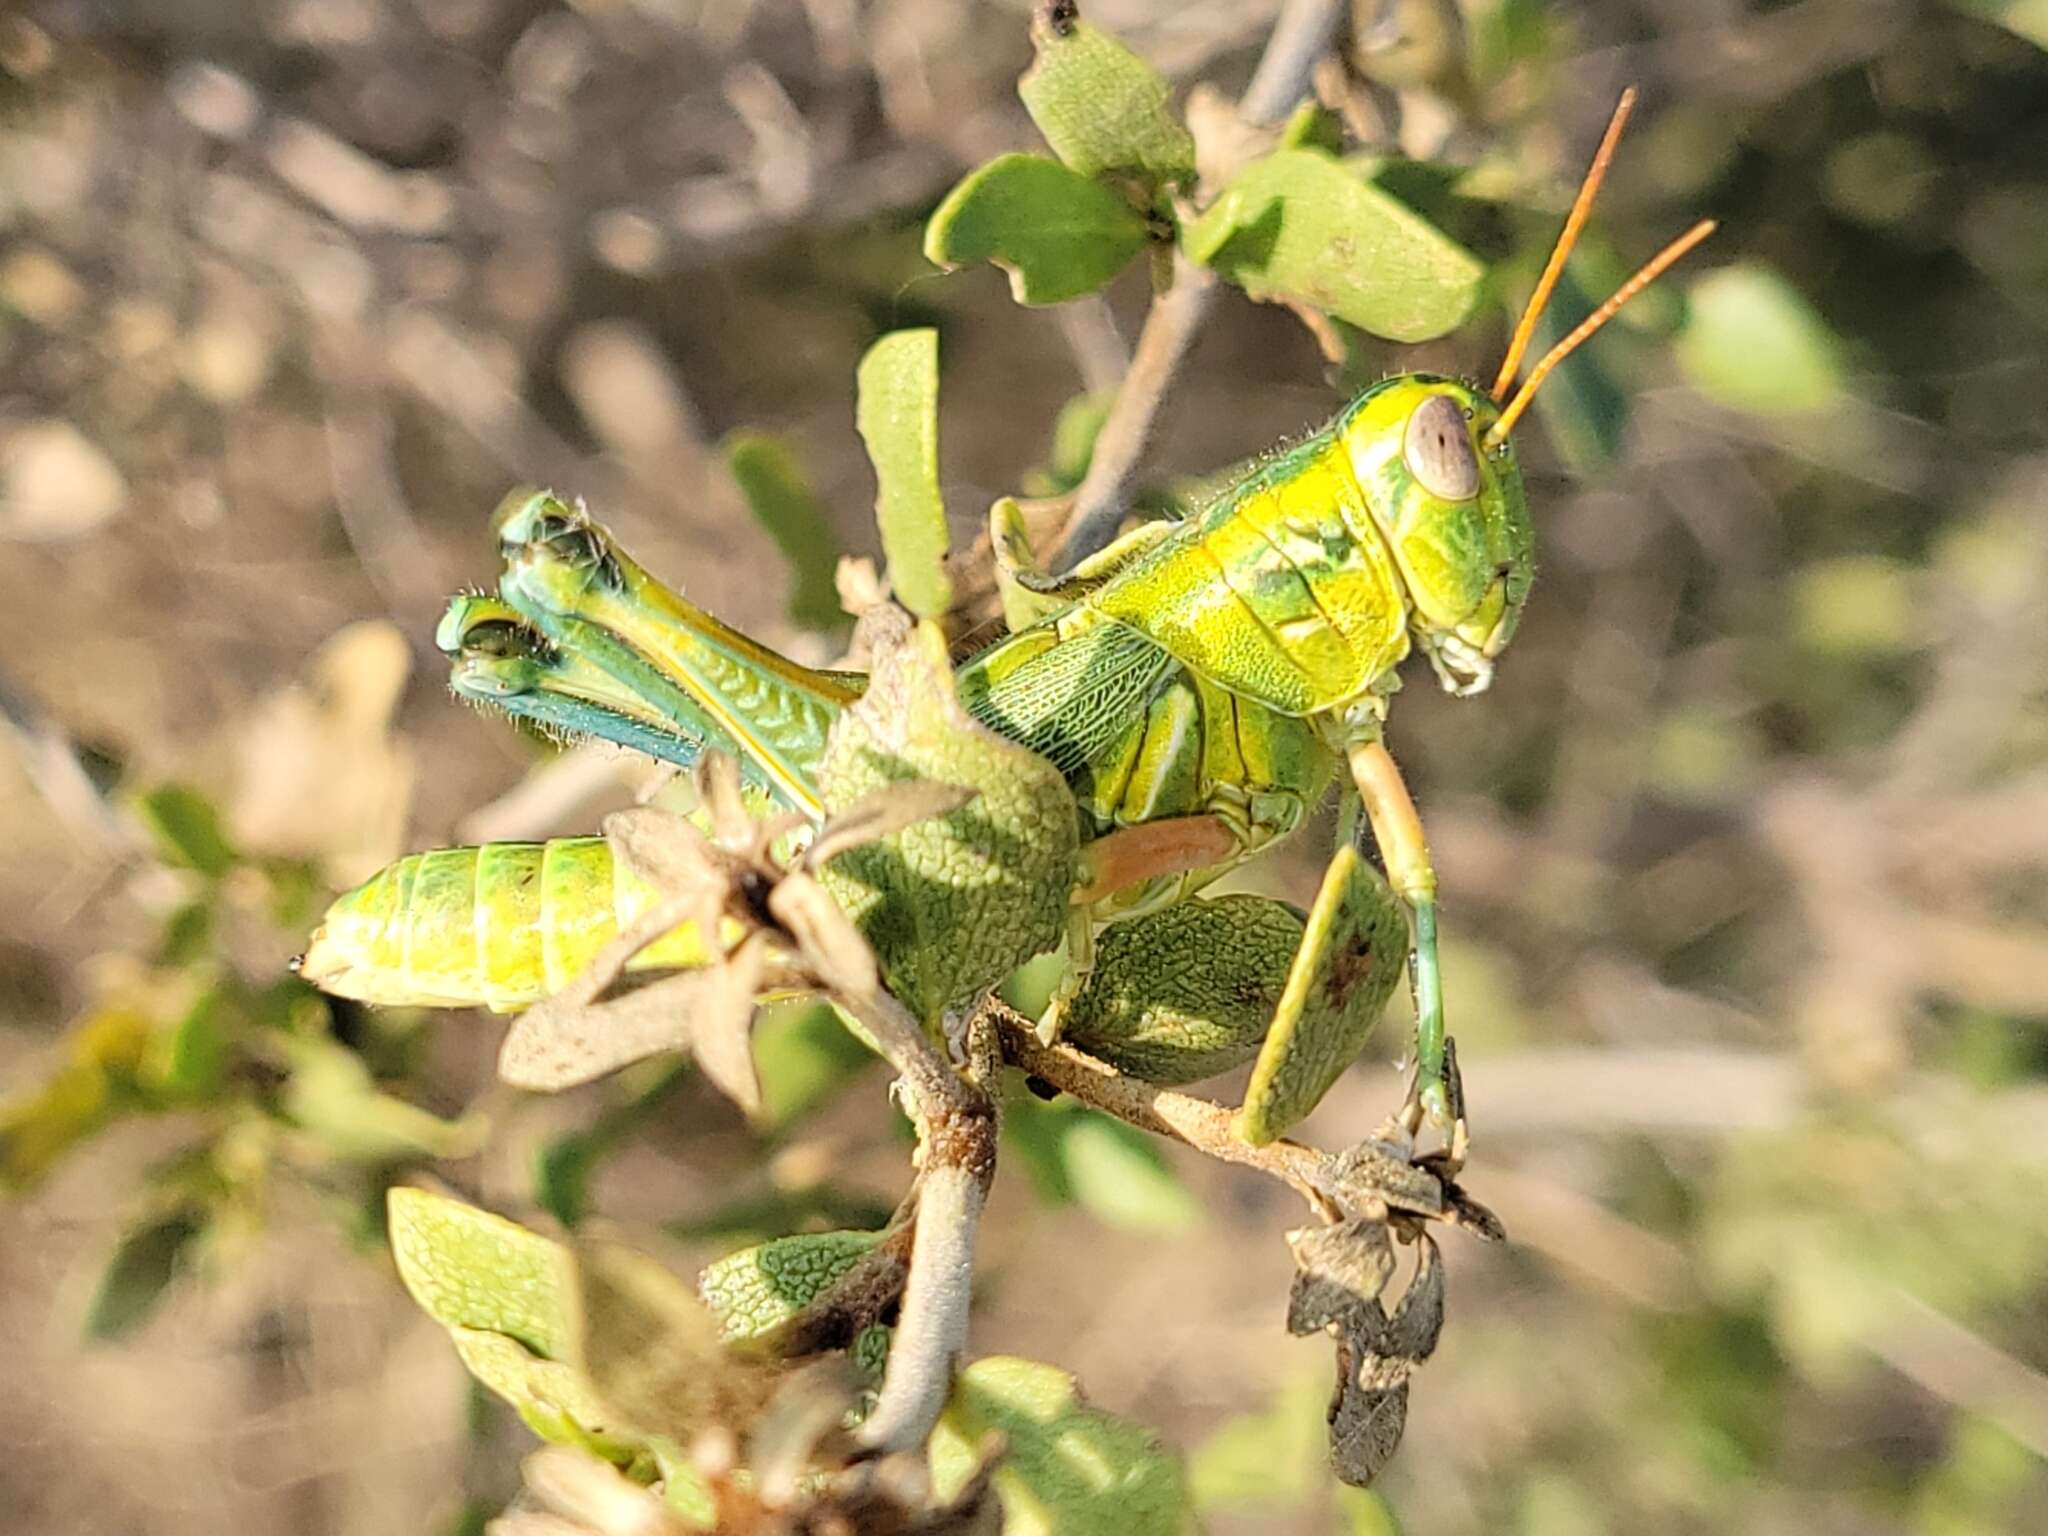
[300,94,1709,1130]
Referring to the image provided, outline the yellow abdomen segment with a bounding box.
[298,839,712,1012]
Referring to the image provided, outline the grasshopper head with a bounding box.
[1342,91,1714,699]
[1337,375,1533,698]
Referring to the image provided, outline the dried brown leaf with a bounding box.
[600,806,720,896]
[768,869,880,1001]
[686,937,768,1114]
[501,965,727,1091]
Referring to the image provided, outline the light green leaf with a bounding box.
[280,1033,481,1163]
[1238,846,1408,1146]
[1182,149,1483,342]
[1676,263,1843,414]
[1060,895,1300,1083]
[1791,556,1921,657]
[1018,16,1194,184]
[86,1209,205,1339]
[387,1186,575,1359]
[1948,0,2048,50]
[1188,1373,1330,1512]
[855,330,952,618]
[925,154,1150,307]
[448,1327,642,1464]
[0,1003,152,1193]
[1058,1115,1199,1234]
[698,1228,882,1343]
[135,782,237,878]
[929,1356,1189,1536]
[724,431,846,633]
[817,616,1079,1029]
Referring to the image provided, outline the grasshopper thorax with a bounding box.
[1336,375,1533,698]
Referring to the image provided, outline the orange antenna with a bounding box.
[1491,88,1639,403]
[1485,217,1717,448]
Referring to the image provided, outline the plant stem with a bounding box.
[1052,0,1347,567]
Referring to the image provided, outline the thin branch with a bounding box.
[853,1162,986,1454]
[1051,0,1347,567]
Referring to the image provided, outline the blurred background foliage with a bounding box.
[1,1,2046,1533]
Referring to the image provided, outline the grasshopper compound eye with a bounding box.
[1403,394,1481,501]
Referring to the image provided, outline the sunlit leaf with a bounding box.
[928,1356,1189,1536]
[854,330,953,618]
[388,1187,575,1359]
[1182,149,1483,342]
[1018,14,1195,185]
[1676,263,1843,414]
[698,1228,883,1342]
[925,154,1150,306]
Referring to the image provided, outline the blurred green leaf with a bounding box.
[280,1033,480,1163]
[0,1003,154,1193]
[1676,264,1844,414]
[925,154,1150,306]
[854,329,952,618]
[533,1062,690,1228]
[147,985,233,1101]
[698,1227,882,1343]
[1018,15,1194,185]
[724,431,846,634]
[1791,555,1922,657]
[1002,1095,1198,1234]
[750,999,876,1132]
[1059,1114,1199,1234]
[929,1356,1189,1536]
[135,782,237,878]
[575,1241,768,1446]
[1022,389,1115,497]
[1188,1372,1328,1511]
[1948,0,2048,50]
[155,899,215,968]
[388,1186,575,1359]
[1182,149,1483,342]
[1339,1486,1405,1536]
[86,1208,204,1339]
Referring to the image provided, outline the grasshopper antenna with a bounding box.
[1485,217,1716,448]
[1491,88,1639,404]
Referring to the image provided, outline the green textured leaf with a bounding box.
[925,154,1150,306]
[1238,846,1408,1146]
[929,1356,1189,1536]
[1060,895,1301,1083]
[698,1228,882,1342]
[817,616,1079,1029]
[1676,263,1843,414]
[854,330,952,618]
[388,1187,575,1359]
[1182,149,1483,342]
[86,1208,205,1339]
[1018,16,1194,184]
[724,431,846,633]
[135,782,237,878]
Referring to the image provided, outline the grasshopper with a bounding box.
[300,94,1709,1133]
